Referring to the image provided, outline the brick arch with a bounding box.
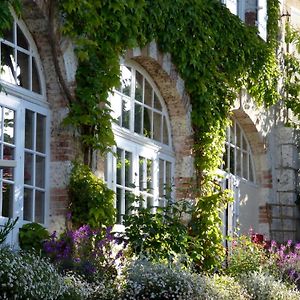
[125,41,195,198]
[20,0,77,231]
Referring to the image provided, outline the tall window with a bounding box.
[106,62,174,223]
[0,15,48,240]
[222,119,255,182]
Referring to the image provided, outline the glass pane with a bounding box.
[23,188,33,221]
[116,188,123,223]
[24,152,33,185]
[236,149,242,177]
[32,57,41,94]
[17,51,29,89]
[121,66,131,96]
[134,103,142,134]
[3,167,13,181]
[2,25,13,43]
[249,158,254,182]
[25,110,34,150]
[3,108,15,144]
[125,151,132,187]
[116,148,122,185]
[242,136,247,151]
[125,190,132,214]
[230,125,235,144]
[121,98,130,129]
[3,145,14,160]
[36,114,46,153]
[36,155,45,188]
[147,159,153,193]
[236,124,241,148]
[162,116,169,145]
[17,25,29,50]
[144,79,152,106]
[154,93,162,111]
[35,191,45,223]
[2,182,13,218]
[139,156,145,191]
[166,161,172,198]
[153,112,162,142]
[0,44,15,84]
[143,107,151,138]
[229,146,235,175]
[110,93,122,125]
[242,152,248,179]
[159,159,164,197]
[135,71,143,102]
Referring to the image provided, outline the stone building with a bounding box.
[0,0,299,245]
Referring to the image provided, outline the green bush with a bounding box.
[238,271,300,300]
[19,222,49,252]
[69,162,116,228]
[0,247,65,299]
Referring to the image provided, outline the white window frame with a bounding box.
[106,61,175,223]
[0,13,49,245]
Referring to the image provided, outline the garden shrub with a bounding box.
[0,247,65,299]
[119,259,205,300]
[226,235,269,277]
[69,162,116,228]
[43,225,125,280]
[122,200,192,266]
[204,274,250,300]
[238,270,300,300]
[0,217,18,246]
[19,222,50,252]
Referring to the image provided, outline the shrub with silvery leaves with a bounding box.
[238,271,300,300]
[0,247,65,300]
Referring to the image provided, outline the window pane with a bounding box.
[24,152,33,185]
[249,158,254,182]
[17,25,29,50]
[117,148,122,185]
[134,103,142,134]
[25,110,34,150]
[36,113,46,153]
[147,196,153,209]
[153,112,162,142]
[35,155,45,188]
[110,93,122,125]
[147,159,153,193]
[3,26,13,43]
[230,126,235,144]
[159,159,164,197]
[35,191,45,223]
[166,161,172,198]
[3,166,13,181]
[17,51,29,89]
[230,146,235,174]
[242,136,247,151]
[144,79,152,106]
[3,145,14,160]
[0,44,15,84]
[139,156,145,191]
[23,188,33,221]
[162,116,169,145]
[121,66,131,96]
[236,124,241,148]
[154,93,162,111]
[125,151,132,187]
[32,57,41,94]
[125,190,132,214]
[121,98,130,129]
[143,107,151,138]
[116,188,123,223]
[2,182,13,218]
[242,152,248,179]
[135,71,143,102]
[3,108,15,144]
[236,149,242,177]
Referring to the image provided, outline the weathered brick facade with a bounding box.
[13,0,300,242]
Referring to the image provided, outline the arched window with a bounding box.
[106,62,175,223]
[223,118,255,182]
[0,15,49,242]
